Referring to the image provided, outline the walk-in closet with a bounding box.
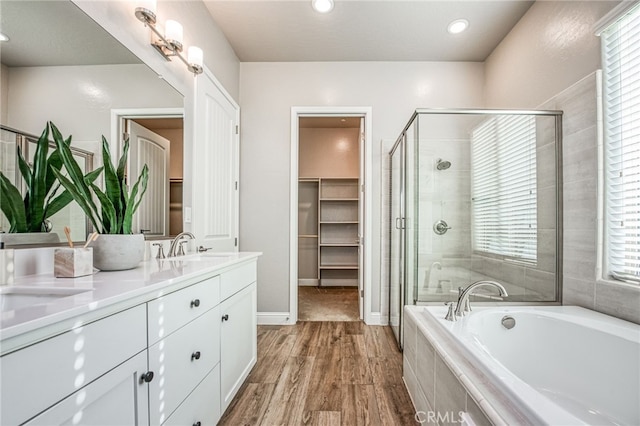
[297,117,361,321]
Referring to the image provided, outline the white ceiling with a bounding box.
[0,0,535,68]
[202,0,535,62]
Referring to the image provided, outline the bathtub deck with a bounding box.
[219,321,416,425]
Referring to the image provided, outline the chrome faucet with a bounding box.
[453,280,508,318]
[168,232,195,257]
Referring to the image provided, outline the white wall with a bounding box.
[1,64,8,125]
[73,0,240,102]
[484,0,639,324]
[239,61,484,317]
[484,0,618,109]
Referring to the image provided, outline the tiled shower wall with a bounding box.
[541,71,640,324]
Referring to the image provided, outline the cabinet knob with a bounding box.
[190,299,201,308]
[140,371,154,383]
[191,351,201,361]
[193,422,202,426]
[222,314,229,322]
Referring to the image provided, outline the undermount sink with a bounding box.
[0,287,91,312]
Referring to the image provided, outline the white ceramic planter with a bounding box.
[92,234,145,271]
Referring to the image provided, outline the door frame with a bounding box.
[110,108,184,160]
[289,106,373,324]
[110,108,184,237]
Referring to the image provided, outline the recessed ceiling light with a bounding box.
[447,19,469,34]
[0,32,9,42]
[312,0,334,14]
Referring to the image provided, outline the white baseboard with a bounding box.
[257,312,292,325]
[365,312,388,326]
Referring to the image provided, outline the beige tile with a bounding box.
[537,185,557,230]
[466,394,493,426]
[434,355,466,426]
[416,331,436,408]
[562,277,595,309]
[595,281,640,324]
[403,311,417,368]
[536,142,557,189]
[524,268,556,301]
[563,245,597,282]
[563,143,597,185]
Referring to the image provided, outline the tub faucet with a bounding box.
[454,280,508,318]
[168,232,195,257]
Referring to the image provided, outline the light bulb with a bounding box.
[188,46,203,67]
[447,19,469,34]
[165,20,183,45]
[312,0,334,13]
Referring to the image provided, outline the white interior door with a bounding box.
[127,120,170,236]
[192,70,239,252]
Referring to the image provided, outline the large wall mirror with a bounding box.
[0,0,184,245]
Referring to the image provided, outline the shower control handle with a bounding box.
[433,220,451,235]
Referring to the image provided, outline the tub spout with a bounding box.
[454,280,508,318]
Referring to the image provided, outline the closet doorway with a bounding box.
[290,107,373,324]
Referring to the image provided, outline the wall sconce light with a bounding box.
[135,2,203,75]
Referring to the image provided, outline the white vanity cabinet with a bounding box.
[0,305,148,425]
[0,256,259,426]
[219,263,258,411]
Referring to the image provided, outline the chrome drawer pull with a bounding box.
[190,299,201,308]
[222,314,229,322]
[191,351,201,361]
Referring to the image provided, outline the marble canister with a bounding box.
[54,248,93,278]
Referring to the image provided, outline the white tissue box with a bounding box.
[54,248,93,278]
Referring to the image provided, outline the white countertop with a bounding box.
[0,252,261,350]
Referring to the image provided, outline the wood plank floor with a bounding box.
[219,322,417,426]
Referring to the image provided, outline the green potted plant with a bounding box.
[0,122,101,245]
[51,122,149,271]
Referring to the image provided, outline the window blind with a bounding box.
[471,115,537,263]
[602,4,640,283]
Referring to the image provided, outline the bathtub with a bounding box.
[417,305,640,425]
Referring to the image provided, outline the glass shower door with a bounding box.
[389,136,405,348]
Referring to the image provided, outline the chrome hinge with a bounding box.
[361,184,364,193]
[122,132,129,142]
[234,237,238,247]
[235,181,238,190]
[235,125,239,135]
[360,290,364,298]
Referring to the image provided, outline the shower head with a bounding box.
[436,159,451,170]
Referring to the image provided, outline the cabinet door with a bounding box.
[24,351,149,426]
[220,282,257,411]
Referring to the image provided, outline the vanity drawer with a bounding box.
[0,304,147,426]
[220,261,256,301]
[148,275,220,345]
[162,364,221,426]
[148,305,221,425]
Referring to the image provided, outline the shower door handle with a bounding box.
[395,217,406,230]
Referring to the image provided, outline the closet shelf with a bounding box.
[320,221,359,224]
[320,198,359,201]
[299,235,318,238]
[319,243,359,247]
[319,265,359,270]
